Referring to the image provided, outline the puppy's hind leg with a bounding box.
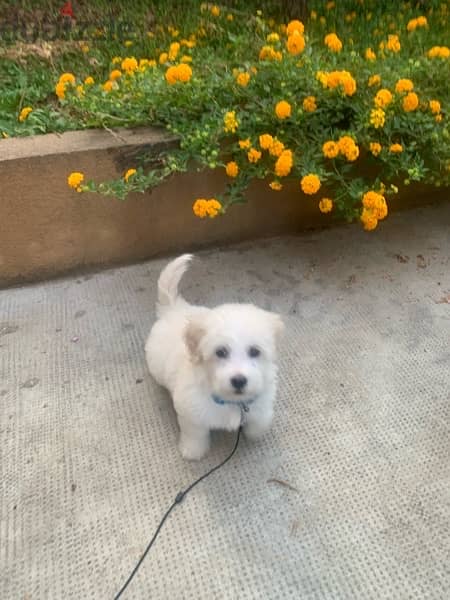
[177,415,210,460]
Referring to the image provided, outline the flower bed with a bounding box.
[11,1,450,231]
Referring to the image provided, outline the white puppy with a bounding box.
[145,254,283,460]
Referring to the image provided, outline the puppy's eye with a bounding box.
[248,346,261,358]
[215,346,229,359]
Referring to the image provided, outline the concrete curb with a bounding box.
[0,126,448,287]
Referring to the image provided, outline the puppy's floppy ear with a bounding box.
[184,319,206,362]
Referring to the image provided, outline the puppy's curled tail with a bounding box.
[157,254,193,316]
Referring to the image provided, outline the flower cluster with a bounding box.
[56,7,449,232]
[192,198,222,218]
[407,16,428,32]
[360,191,388,231]
[316,70,357,96]
[324,33,342,53]
[165,64,193,84]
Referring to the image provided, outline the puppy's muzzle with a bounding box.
[230,375,247,393]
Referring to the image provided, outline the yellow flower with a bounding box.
[124,40,133,48]
[374,88,393,108]
[165,64,192,84]
[322,141,339,158]
[407,16,427,31]
[361,190,388,228]
[436,114,443,123]
[318,70,357,96]
[360,208,378,231]
[386,34,401,52]
[403,91,419,112]
[274,149,293,177]
[259,134,274,150]
[211,5,220,17]
[18,106,32,122]
[395,79,413,93]
[225,161,239,177]
[159,52,168,64]
[236,72,250,87]
[275,100,291,119]
[247,148,262,163]
[365,48,376,61]
[55,82,66,99]
[269,181,283,191]
[370,108,386,128]
[169,42,180,61]
[326,1,335,9]
[112,56,122,64]
[338,136,359,161]
[310,10,317,20]
[124,168,137,182]
[368,74,381,87]
[180,55,192,63]
[427,46,450,58]
[303,96,317,112]
[389,143,403,153]
[109,69,122,81]
[224,111,239,133]
[227,14,234,21]
[267,32,280,43]
[239,138,251,149]
[84,76,95,85]
[59,72,76,85]
[301,174,321,195]
[286,20,304,36]
[103,80,114,92]
[259,46,282,61]
[286,31,305,55]
[324,33,342,52]
[193,198,222,218]
[81,44,89,53]
[429,100,441,114]
[67,172,84,191]
[369,142,382,156]
[319,198,333,213]
[121,57,138,73]
[269,138,285,157]
[76,85,84,97]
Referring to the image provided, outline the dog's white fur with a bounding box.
[145,254,283,460]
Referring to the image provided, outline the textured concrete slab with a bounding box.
[1,203,450,599]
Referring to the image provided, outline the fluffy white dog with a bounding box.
[145,254,284,460]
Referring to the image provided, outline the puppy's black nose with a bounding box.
[231,375,247,391]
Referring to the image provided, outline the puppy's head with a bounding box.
[185,304,283,402]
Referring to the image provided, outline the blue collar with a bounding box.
[212,395,255,412]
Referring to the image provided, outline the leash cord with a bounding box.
[113,425,243,599]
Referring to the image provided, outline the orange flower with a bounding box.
[324,33,342,52]
[275,100,291,119]
[225,161,239,177]
[286,20,304,36]
[389,143,403,153]
[274,149,293,177]
[301,174,321,195]
[247,148,262,163]
[259,134,274,150]
[374,88,393,108]
[319,198,333,213]
[403,92,419,112]
[322,141,339,158]
[369,142,382,156]
[303,96,317,112]
[286,31,305,55]
[395,79,413,93]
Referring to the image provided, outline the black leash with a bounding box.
[113,424,243,599]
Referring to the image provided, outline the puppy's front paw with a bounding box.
[179,436,209,461]
[244,419,272,441]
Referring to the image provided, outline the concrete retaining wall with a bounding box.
[0,127,448,287]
